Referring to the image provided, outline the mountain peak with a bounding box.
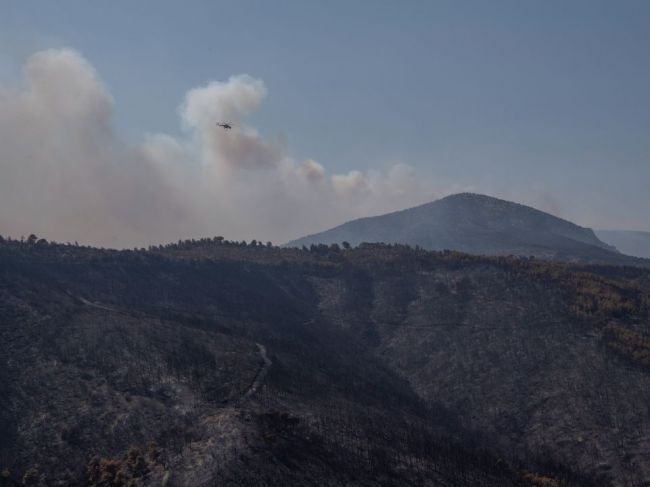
[286,193,634,264]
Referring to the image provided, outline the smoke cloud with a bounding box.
[0,49,437,247]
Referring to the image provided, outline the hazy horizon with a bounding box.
[2,1,649,247]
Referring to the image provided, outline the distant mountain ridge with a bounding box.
[287,193,645,265]
[596,230,650,259]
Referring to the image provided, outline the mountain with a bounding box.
[287,193,645,266]
[2,236,650,485]
[596,229,650,259]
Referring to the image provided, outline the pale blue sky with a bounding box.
[1,0,649,233]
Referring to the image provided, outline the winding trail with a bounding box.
[76,296,121,313]
[242,343,272,401]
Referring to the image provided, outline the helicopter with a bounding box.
[216,122,233,129]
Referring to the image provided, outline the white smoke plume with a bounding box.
[0,49,437,247]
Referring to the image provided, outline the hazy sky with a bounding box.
[1,1,649,247]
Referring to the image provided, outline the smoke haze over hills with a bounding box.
[1,46,648,249]
[0,49,439,248]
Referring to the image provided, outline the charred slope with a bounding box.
[307,245,650,486]
[286,193,647,266]
[2,238,647,485]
